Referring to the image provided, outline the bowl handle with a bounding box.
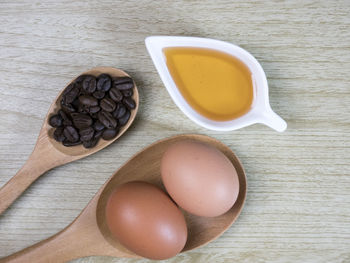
[258,108,287,132]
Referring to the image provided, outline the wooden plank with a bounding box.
[0,0,349,262]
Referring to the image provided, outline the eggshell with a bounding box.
[161,140,239,217]
[105,181,187,260]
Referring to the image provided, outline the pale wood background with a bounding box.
[0,0,349,262]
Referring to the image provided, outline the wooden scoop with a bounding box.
[0,67,139,215]
[0,134,247,263]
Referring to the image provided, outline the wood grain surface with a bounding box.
[0,0,349,262]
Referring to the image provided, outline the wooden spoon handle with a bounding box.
[0,148,61,215]
[0,194,123,263]
[0,220,90,263]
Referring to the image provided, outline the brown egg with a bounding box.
[161,140,239,217]
[105,181,187,260]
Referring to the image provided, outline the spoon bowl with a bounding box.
[0,67,139,214]
[1,134,247,263]
[45,67,139,156]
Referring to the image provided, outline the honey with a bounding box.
[164,47,254,121]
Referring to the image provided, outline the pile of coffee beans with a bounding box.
[49,73,136,148]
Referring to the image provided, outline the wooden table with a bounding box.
[0,1,349,262]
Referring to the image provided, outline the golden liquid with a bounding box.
[164,47,254,121]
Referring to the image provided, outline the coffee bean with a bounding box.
[79,95,98,106]
[123,97,136,109]
[75,74,88,84]
[75,80,83,91]
[79,127,94,142]
[112,77,134,91]
[112,103,126,119]
[109,87,123,102]
[63,126,79,142]
[89,106,101,114]
[93,120,105,131]
[59,110,72,126]
[102,128,119,140]
[83,138,98,148]
[113,76,133,86]
[94,129,104,139]
[53,127,65,142]
[63,140,82,147]
[98,111,117,129]
[100,98,116,112]
[118,110,131,126]
[115,82,134,91]
[63,83,79,104]
[49,114,63,127]
[82,75,97,93]
[71,113,93,129]
[122,89,133,97]
[61,101,76,113]
[97,74,112,92]
[93,90,105,99]
[63,83,74,96]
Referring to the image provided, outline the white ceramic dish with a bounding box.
[145,36,287,132]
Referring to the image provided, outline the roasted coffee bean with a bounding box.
[59,110,72,126]
[79,127,94,142]
[63,83,74,96]
[79,95,98,106]
[49,114,63,127]
[63,83,79,104]
[98,111,117,129]
[112,76,133,91]
[53,127,65,142]
[113,76,133,86]
[63,126,79,142]
[122,89,133,97]
[94,129,104,139]
[102,128,119,140]
[115,82,133,91]
[89,106,101,114]
[75,74,88,84]
[61,101,76,113]
[83,138,98,148]
[71,113,93,129]
[123,97,136,109]
[93,120,105,131]
[118,110,131,126]
[112,103,126,119]
[63,140,82,147]
[109,87,123,102]
[75,78,83,90]
[93,90,105,99]
[82,75,96,93]
[100,98,116,112]
[97,74,112,92]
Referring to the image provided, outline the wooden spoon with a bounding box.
[0,67,139,215]
[0,134,247,263]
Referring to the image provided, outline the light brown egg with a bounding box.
[161,140,239,217]
[105,181,187,260]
